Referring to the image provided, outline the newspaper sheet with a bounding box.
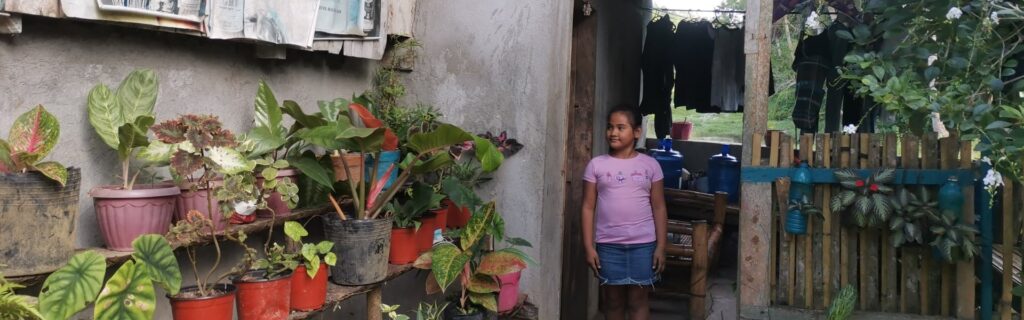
[208,0,319,48]
[61,0,204,31]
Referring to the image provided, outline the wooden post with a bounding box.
[692,221,710,320]
[367,287,383,320]
[738,0,773,317]
[560,2,596,318]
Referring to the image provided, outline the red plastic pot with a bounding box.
[417,213,438,253]
[671,121,693,140]
[90,184,179,251]
[177,180,227,231]
[432,206,448,233]
[256,168,299,218]
[446,199,471,229]
[498,270,523,312]
[234,271,292,320]
[291,263,328,312]
[169,284,237,320]
[389,227,418,264]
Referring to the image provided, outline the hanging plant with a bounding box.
[888,186,935,247]
[928,209,979,263]
[830,169,896,228]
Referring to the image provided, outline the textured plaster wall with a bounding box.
[403,0,572,319]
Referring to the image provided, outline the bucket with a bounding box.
[497,270,523,312]
[169,284,237,320]
[365,151,401,190]
[291,263,329,311]
[323,215,392,285]
[670,121,693,140]
[91,183,179,251]
[234,271,292,320]
[0,168,81,276]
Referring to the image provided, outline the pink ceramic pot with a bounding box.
[177,180,228,231]
[497,270,523,313]
[91,184,179,251]
[255,168,299,218]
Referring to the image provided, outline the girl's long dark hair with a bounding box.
[607,104,641,128]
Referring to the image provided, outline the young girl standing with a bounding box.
[582,104,668,320]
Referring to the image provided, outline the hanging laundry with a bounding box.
[674,21,715,113]
[790,25,832,133]
[710,27,745,112]
[640,15,676,139]
[773,0,861,23]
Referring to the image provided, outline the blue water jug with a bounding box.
[708,145,740,203]
[648,137,684,189]
[938,176,963,222]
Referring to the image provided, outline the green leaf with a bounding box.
[442,176,482,209]
[461,202,496,251]
[871,193,893,223]
[840,190,857,207]
[88,84,122,149]
[316,241,334,254]
[284,221,308,242]
[281,100,326,129]
[478,250,527,276]
[206,147,255,175]
[32,161,68,186]
[8,105,60,160]
[987,121,1012,130]
[324,252,337,266]
[317,98,347,123]
[115,69,158,125]
[989,78,1005,91]
[430,243,470,291]
[39,251,106,320]
[891,231,904,248]
[835,30,853,40]
[852,24,871,41]
[467,274,500,293]
[290,154,335,191]
[873,169,896,184]
[305,255,321,278]
[254,81,285,138]
[411,153,454,174]
[243,127,286,159]
[408,124,473,154]
[1013,286,1024,297]
[116,117,154,161]
[506,237,533,248]
[468,292,498,312]
[130,234,181,296]
[136,140,176,165]
[94,260,156,320]
[262,167,279,181]
[472,136,504,172]
[854,196,874,219]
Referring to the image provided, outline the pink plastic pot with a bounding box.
[177,180,227,231]
[497,270,523,313]
[255,168,298,218]
[91,184,179,251]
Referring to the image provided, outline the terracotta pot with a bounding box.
[255,168,299,218]
[176,180,228,231]
[0,168,81,276]
[91,184,179,251]
[389,227,418,264]
[432,205,448,234]
[234,271,292,320]
[417,212,438,254]
[331,153,364,183]
[291,263,328,311]
[447,200,471,229]
[497,270,523,312]
[169,284,236,320]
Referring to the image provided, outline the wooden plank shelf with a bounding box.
[289,264,416,319]
[7,205,334,285]
[664,189,740,225]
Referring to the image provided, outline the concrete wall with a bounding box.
[592,0,648,155]
[403,0,572,319]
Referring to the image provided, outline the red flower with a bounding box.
[869,184,879,192]
[855,180,865,187]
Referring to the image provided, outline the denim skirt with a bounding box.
[596,242,658,286]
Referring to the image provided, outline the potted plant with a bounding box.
[0,106,81,277]
[381,301,449,320]
[0,271,43,319]
[829,169,897,228]
[165,210,249,320]
[414,198,534,319]
[86,69,180,251]
[442,130,522,228]
[384,182,444,264]
[232,242,297,320]
[240,81,302,218]
[283,221,337,311]
[785,195,822,235]
[37,234,181,320]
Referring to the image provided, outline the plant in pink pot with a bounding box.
[238,81,301,218]
[87,69,180,252]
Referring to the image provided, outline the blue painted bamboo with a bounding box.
[976,163,993,320]
[741,167,973,186]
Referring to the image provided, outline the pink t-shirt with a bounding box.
[583,154,663,244]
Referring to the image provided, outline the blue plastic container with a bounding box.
[365,150,401,190]
[785,209,807,235]
[938,176,963,222]
[648,138,684,189]
[708,145,740,203]
[790,162,813,202]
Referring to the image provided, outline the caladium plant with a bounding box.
[0,105,68,186]
[830,169,897,228]
[87,69,159,190]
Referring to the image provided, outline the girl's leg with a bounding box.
[626,285,651,320]
[601,285,627,320]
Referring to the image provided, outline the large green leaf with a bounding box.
[114,69,158,124]
[340,127,385,152]
[289,154,335,191]
[254,81,285,138]
[8,105,60,159]
[461,202,496,251]
[39,251,106,320]
[116,116,154,161]
[317,98,347,123]
[281,100,326,129]
[87,84,122,149]
[472,136,504,173]
[442,177,482,208]
[411,153,453,174]
[137,140,176,165]
[467,274,500,293]
[468,292,498,312]
[478,250,527,276]
[430,243,469,291]
[94,260,156,320]
[298,125,347,150]
[207,147,256,175]
[32,161,68,186]
[131,235,181,296]
[853,196,874,223]
[243,127,286,159]
[407,124,473,154]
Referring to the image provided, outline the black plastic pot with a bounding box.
[0,168,80,276]
[445,307,485,320]
[323,214,391,285]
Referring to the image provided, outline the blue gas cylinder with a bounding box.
[648,137,684,189]
[708,145,740,203]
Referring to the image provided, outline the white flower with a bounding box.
[983,169,1004,189]
[805,11,825,35]
[929,79,938,90]
[842,124,858,134]
[981,156,992,165]
[927,55,938,66]
[233,200,258,216]
[931,112,950,139]
[991,12,1000,24]
[946,7,963,20]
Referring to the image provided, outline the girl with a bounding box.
[582,104,668,320]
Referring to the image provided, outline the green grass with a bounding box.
[646,87,803,143]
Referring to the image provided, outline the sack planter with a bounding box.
[324,215,392,285]
[169,284,237,320]
[0,168,81,276]
[234,270,293,320]
[291,263,329,311]
[255,168,299,218]
[91,183,179,251]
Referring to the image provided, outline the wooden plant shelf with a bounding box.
[6,205,334,285]
[288,264,416,319]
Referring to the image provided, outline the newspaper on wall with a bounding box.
[314,0,364,37]
[96,0,206,22]
[206,0,244,39]
[61,0,204,31]
[5,0,63,18]
[207,0,319,48]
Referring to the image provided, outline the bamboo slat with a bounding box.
[921,134,940,315]
[782,134,796,305]
[901,135,922,314]
[881,134,899,313]
[796,134,813,308]
[1001,179,1015,320]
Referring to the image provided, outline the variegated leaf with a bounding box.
[840,190,857,207]
[131,234,181,296]
[206,147,255,175]
[94,260,156,320]
[461,202,496,251]
[874,169,896,184]
[137,140,176,165]
[88,84,122,149]
[478,250,527,276]
[413,251,433,270]
[871,193,892,223]
[467,274,500,293]
[854,196,874,220]
[114,69,158,123]
[32,161,68,186]
[151,119,187,144]
[468,292,498,312]
[39,251,106,320]
[9,105,60,159]
[430,243,469,291]
[0,139,12,172]
[169,150,203,177]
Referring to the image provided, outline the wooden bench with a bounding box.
[663,191,728,320]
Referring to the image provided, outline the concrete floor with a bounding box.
[592,266,739,320]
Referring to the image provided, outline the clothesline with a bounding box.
[639,7,746,14]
